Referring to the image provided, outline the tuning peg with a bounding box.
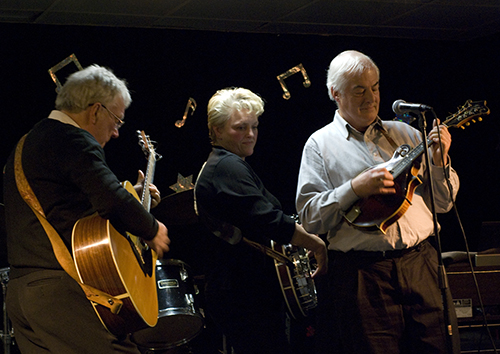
[478,117,483,122]
[471,119,476,123]
[460,126,465,130]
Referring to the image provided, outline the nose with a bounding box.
[365,89,378,103]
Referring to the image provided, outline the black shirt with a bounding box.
[3,116,158,278]
[195,146,295,298]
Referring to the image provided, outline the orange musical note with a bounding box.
[175,97,197,128]
[277,63,311,100]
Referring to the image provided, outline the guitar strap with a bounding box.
[193,162,243,245]
[13,134,123,314]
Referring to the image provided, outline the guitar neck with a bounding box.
[141,153,156,213]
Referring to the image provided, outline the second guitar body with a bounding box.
[72,181,158,336]
[271,241,318,320]
[72,131,161,336]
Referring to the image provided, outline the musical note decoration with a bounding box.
[48,53,83,92]
[169,173,195,192]
[277,63,311,100]
[175,97,197,128]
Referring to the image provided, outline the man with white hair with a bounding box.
[296,50,460,354]
[3,65,170,353]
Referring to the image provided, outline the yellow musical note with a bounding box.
[276,63,311,100]
[175,97,197,128]
[48,54,83,93]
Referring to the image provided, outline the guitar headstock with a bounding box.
[137,130,162,161]
[443,100,490,130]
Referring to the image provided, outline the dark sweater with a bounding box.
[3,117,158,278]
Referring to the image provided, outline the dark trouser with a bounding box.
[6,269,141,354]
[314,240,460,354]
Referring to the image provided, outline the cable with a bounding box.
[433,110,498,353]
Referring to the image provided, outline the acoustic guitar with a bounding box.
[344,100,490,233]
[72,131,161,336]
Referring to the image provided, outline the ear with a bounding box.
[331,88,340,101]
[213,125,223,139]
[88,103,99,124]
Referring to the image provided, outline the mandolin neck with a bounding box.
[390,130,441,179]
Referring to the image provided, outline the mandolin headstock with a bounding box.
[443,100,490,130]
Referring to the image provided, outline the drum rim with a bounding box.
[131,314,204,350]
[155,258,192,269]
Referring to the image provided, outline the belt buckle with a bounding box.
[382,250,386,258]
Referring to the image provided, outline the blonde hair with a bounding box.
[207,87,264,145]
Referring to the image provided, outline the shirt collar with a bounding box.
[334,110,384,139]
[333,110,350,140]
[48,110,81,128]
[373,118,386,132]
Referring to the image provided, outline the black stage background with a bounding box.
[0,22,499,262]
[1,22,500,354]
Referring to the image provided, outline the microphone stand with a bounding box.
[1,268,13,354]
[418,112,457,354]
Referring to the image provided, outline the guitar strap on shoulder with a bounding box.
[13,134,123,314]
[193,162,242,245]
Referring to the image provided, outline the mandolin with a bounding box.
[72,131,162,336]
[344,100,490,233]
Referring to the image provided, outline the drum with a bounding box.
[131,259,204,351]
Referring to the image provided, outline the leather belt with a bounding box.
[333,239,428,259]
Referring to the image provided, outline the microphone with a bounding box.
[392,99,433,115]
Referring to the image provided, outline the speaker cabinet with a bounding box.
[447,261,500,352]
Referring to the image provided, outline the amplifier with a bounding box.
[475,254,500,267]
[446,261,500,325]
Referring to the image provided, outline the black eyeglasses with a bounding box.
[89,103,125,129]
